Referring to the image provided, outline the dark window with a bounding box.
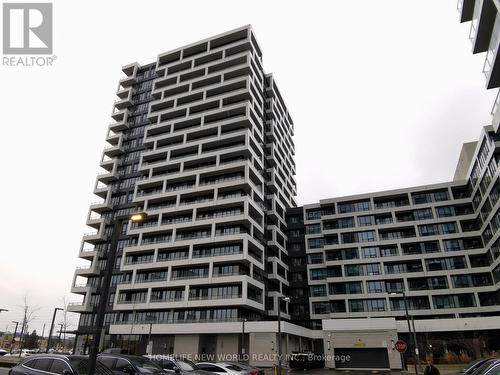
[50,360,72,375]
[33,358,53,372]
[98,357,116,369]
[24,359,39,370]
[114,359,131,371]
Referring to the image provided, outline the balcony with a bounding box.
[114,90,133,110]
[93,182,115,199]
[97,167,119,184]
[90,197,113,213]
[67,301,91,313]
[119,75,138,88]
[470,0,497,54]
[458,0,476,23]
[78,246,99,260]
[103,139,124,157]
[492,89,500,132]
[109,118,128,133]
[71,283,96,295]
[483,13,500,88]
[85,211,109,230]
[99,154,116,172]
[111,107,127,122]
[82,229,109,244]
[75,263,98,276]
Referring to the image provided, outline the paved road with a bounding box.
[0,367,10,375]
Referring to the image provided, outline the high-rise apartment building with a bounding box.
[69,25,298,360]
[69,23,500,370]
[458,0,500,128]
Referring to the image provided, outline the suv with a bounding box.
[146,356,210,375]
[98,354,166,375]
[9,354,113,375]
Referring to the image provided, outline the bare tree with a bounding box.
[58,295,78,351]
[17,295,40,356]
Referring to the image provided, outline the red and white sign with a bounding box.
[395,340,407,353]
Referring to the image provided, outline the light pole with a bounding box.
[46,307,63,353]
[146,313,154,356]
[241,318,247,361]
[10,321,19,354]
[87,211,147,375]
[390,291,419,375]
[277,296,290,375]
[57,323,64,351]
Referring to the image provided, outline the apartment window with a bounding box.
[310,269,327,280]
[306,224,321,234]
[453,275,471,288]
[347,282,363,294]
[434,191,450,202]
[367,281,385,293]
[341,230,376,244]
[310,285,327,297]
[436,206,454,218]
[358,215,374,227]
[306,210,321,220]
[433,295,455,309]
[441,222,458,234]
[426,258,445,271]
[307,253,324,264]
[414,208,433,220]
[308,238,325,249]
[419,224,439,236]
[312,302,330,314]
[366,299,386,311]
[380,246,398,257]
[386,280,404,293]
[349,300,364,312]
[366,263,381,275]
[444,239,463,251]
[338,200,371,214]
[363,247,379,258]
[429,276,448,289]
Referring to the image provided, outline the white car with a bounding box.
[196,362,248,375]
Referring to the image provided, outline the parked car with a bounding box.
[196,362,247,375]
[146,356,210,375]
[469,359,500,375]
[453,359,492,375]
[98,354,167,375]
[220,363,263,375]
[8,354,114,375]
[0,349,8,356]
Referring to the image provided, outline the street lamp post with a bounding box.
[241,318,247,361]
[87,211,147,375]
[46,307,63,353]
[277,296,290,375]
[10,321,19,354]
[146,314,154,356]
[57,323,64,351]
[391,291,419,375]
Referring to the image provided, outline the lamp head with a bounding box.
[129,212,147,223]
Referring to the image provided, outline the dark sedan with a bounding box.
[8,354,113,375]
[98,354,167,375]
[469,359,500,375]
[145,356,211,375]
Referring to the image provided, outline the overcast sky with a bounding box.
[0,0,496,335]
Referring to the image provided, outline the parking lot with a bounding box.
[0,369,407,375]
